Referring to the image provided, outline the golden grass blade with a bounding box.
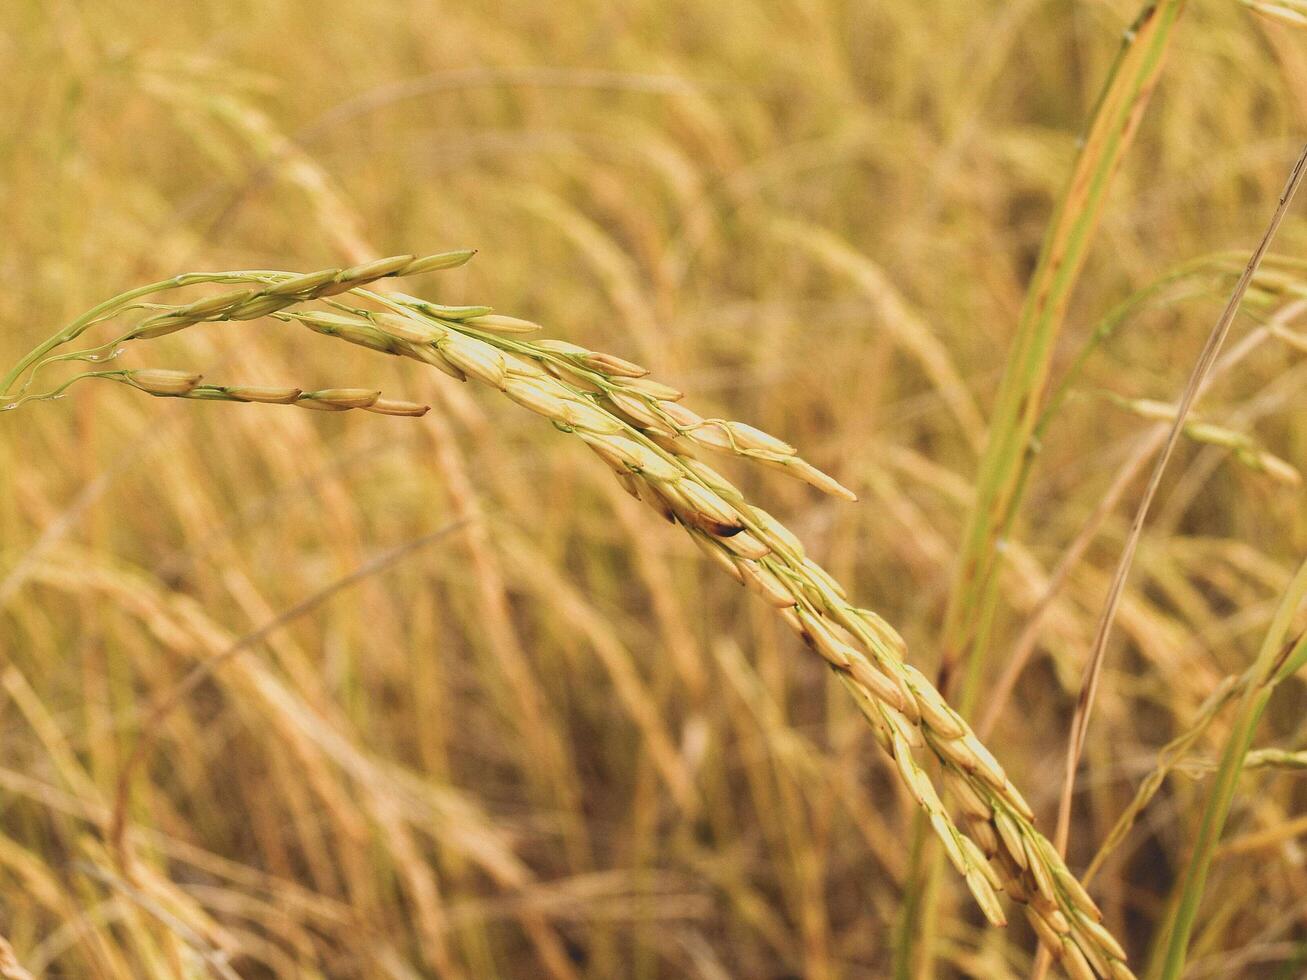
[1052,140,1307,857]
[942,0,1189,708]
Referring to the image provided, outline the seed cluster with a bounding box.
[126,370,428,417]
[5,253,1135,979]
[1108,393,1300,485]
[126,252,475,341]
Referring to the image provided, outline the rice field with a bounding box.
[1,2,1305,977]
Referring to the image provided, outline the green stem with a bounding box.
[0,270,307,397]
[904,3,1188,973]
[944,0,1188,710]
[1153,560,1307,980]
[0,277,194,395]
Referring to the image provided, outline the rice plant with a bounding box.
[2,1,1306,978]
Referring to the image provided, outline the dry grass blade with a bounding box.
[1153,573,1307,979]
[942,0,1190,708]
[924,6,1190,972]
[1051,140,1307,856]
[1029,136,1307,980]
[107,520,469,867]
[0,935,33,980]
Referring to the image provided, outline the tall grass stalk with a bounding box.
[941,0,1189,707]
[1053,142,1307,847]
[908,4,1188,974]
[1033,136,1307,980]
[1151,559,1307,979]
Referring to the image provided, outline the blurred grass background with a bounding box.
[1,0,1305,976]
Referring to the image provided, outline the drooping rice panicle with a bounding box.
[2,256,1136,979]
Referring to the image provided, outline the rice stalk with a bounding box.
[1053,139,1307,852]
[19,546,581,978]
[1242,0,1307,27]
[1152,561,1307,979]
[941,0,1189,713]
[0,934,33,980]
[911,5,1189,972]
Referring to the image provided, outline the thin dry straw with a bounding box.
[1241,0,1307,26]
[1050,139,1307,856]
[940,0,1190,714]
[1084,652,1297,886]
[1155,571,1307,979]
[74,862,242,980]
[107,520,469,864]
[979,285,1307,742]
[0,935,32,980]
[4,253,1136,979]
